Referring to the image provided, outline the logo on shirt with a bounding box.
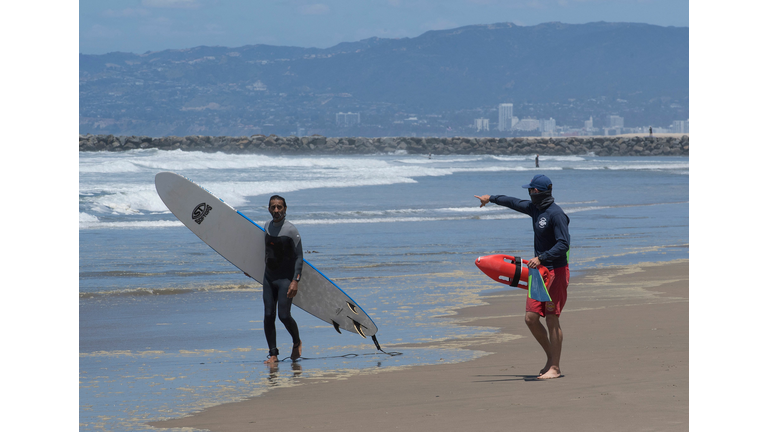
[538,216,548,229]
[192,203,212,224]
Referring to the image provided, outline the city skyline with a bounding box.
[282,110,689,138]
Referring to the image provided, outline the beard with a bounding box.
[270,210,286,222]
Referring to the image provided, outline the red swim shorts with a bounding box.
[526,265,569,317]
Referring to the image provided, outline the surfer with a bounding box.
[247,195,304,364]
[474,174,570,379]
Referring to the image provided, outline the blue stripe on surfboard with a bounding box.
[235,210,374,322]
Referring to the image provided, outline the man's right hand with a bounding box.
[474,195,491,207]
[244,272,251,278]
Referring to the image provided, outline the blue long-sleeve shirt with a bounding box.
[490,195,570,269]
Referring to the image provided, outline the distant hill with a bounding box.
[79,22,688,137]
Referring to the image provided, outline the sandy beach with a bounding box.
[150,259,688,431]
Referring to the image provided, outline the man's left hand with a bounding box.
[528,257,541,268]
[287,280,299,298]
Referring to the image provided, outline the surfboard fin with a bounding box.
[332,320,342,334]
[346,302,358,314]
[351,319,367,338]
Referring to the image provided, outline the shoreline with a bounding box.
[150,259,689,431]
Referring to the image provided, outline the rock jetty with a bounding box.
[79,134,689,156]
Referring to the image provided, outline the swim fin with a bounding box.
[528,268,552,302]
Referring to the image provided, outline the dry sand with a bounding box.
[150,260,688,431]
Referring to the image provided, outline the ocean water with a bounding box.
[79,150,688,431]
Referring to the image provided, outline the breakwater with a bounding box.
[79,134,689,156]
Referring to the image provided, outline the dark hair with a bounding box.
[268,195,286,207]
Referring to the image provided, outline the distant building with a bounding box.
[602,115,625,135]
[540,118,556,133]
[498,103,515,131]
[539,118,556,137]
[474,118,489,131]
[672,119,689,134]
[515,118,540,131]
[336,112,360,127]
[581,116,596,135]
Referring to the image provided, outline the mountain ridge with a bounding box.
[79,21,688,136]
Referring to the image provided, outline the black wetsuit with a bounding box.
[263,219,303,357]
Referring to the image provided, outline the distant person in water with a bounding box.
[535,154,540,168]
[245,195,303,364]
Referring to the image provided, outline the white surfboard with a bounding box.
[154,172,380,343]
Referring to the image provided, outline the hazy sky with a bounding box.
[79,0,689,54]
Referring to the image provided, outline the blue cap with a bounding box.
[522,174,552,190]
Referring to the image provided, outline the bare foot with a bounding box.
[290,341,302,361]
[264,355,279,365]
[539,361,552,376]
[537,367,562,379]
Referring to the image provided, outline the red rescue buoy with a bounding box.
[475,254,550,289]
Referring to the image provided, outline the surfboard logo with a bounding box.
[192,203,212,224]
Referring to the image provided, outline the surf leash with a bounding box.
[288,337,403,361]
[371,335,402,356]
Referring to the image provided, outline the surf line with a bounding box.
[199,350,403,365]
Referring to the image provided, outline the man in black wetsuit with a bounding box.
[248,195,304,364]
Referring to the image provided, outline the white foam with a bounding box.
[83,187,171,215]
[79,159,144,174]
[79,212,99,224]
[492,155,586,162]
[396,157,484,164]
[296,215,478,225]
[435,206,506,213]
[605,163,689,170]
[451,166,562,173]
[79,151,688,229]
[79,219,183,230]
[300,205,505,220]
[573,162,689,171]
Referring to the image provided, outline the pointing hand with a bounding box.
[474,195,490,207]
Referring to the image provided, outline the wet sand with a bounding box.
[150,260,688,431]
